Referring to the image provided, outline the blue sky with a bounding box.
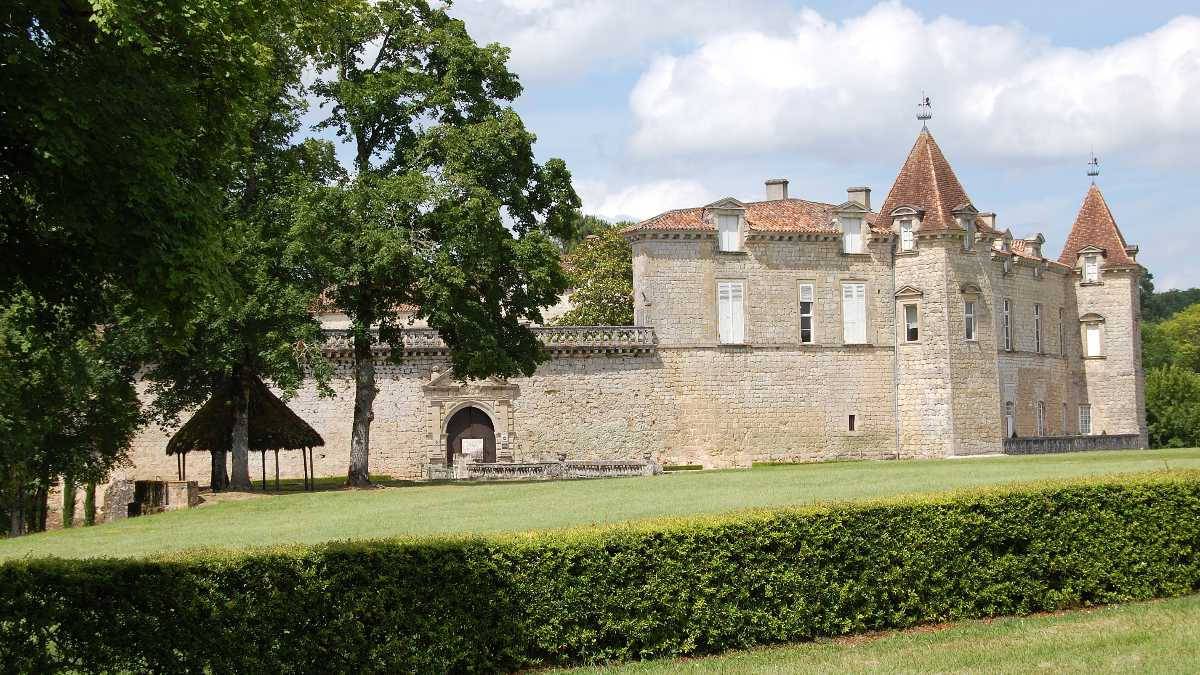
[316,1,1200,289]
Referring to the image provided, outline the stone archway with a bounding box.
[444,405,497,466]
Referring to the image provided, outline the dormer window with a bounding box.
[718,214,741,252]
[899,219,914,252]
[1083,254,1100,283]
[841,217,865,254]
[962,218,975,251]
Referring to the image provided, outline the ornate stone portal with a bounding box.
[423,368,519,477]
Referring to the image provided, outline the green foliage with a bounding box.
[1,0,314,329]
[558,214,615,251]
[4,474,1200,671]
[0,293,142,535]
[556,223,635,326]
[1141,272,1200,323]
[1157,305,1200,373]
[1146,367,1200,449]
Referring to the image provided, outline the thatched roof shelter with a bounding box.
[166,376,324,456]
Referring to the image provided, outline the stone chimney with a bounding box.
[765,179,789,201]
[978,212,996,229]
[847,186,871,210]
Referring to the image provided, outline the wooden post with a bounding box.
[307,447,314,491]
[274,449,280,492]
[260,450,267,491]
[302,446,309,491]
[182,452,187,481]
[176,454,182,481]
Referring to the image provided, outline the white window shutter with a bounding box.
[731,283,744,343]
[842,283,866,343]
[1086,324,1101,356]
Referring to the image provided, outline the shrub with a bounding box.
[2,473,1200,672]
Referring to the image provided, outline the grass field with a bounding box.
[563,593,1200,674]
[1,447,1196,561]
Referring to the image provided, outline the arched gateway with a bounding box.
[445,405,496,465]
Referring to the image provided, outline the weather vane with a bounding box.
[916,93,932,129]
[1087,151,1100,183]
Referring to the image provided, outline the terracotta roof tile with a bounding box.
[1057,184,1136,267]
[622,199,878,235]
[875,129,988,232]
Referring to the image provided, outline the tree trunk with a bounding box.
[347,328,375,487]
[9,484,24,537]
[32,484,48,533]
[229,372,253,490]
[83,482,96,526]
[62,475,77,528]
[210,450,230,492]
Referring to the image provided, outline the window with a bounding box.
[1036,401,1046,436]
[1005,401,1015,438]
[1079,404,1092,435]
[962,218,975,251]
[964,300,976,340]
[1083,254,1099,282]
[904,304,919,342]
[799,284,814,344]
[1002,299,1013,351]
[841,217,864,254]
[1058,308,1065,356]
[1085,323,1102,357]
[718,214,741,252]
[842,283,867,344]
[1062,402,1069,435]
[899,219,914,252]
[717,281,744,344]
[848,414,856,432]
[1034,304,1043,353]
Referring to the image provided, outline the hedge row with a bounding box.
[3,473,1200,673]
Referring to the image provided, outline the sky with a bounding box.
[313,1,1200,290]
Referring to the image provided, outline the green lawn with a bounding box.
[563,593,1200,674]
[2,448,1197,561]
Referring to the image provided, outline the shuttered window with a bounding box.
[717,281,744,344]
[718,215,740,252]
[841,218,864,253]
[1085,323,1102,357]
[904,304,919,342]
[799,284,814,344]
[1002,299,1013,351]
[1036,401,1046,436]
[1083,255,1099,282]
[899,220,914,251]
[842,283,867,344]
[964,300,976,340]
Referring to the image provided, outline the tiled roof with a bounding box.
[1008,239,1042,261]
[622,198,879,235]
[1057,184,1136,267]
[875,129,988,232]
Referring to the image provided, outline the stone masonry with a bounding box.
[110,126,1147,499]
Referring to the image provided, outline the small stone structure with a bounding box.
[103,480,200,522]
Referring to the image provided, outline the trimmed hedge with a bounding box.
[3,473,1200,673]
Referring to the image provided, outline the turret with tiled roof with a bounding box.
[1057,183,1138,268]
[875,128,987,233]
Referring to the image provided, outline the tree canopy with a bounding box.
[293,0,580,485]
[555,222,635,327]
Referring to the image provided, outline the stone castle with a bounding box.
[121,125,1147,486]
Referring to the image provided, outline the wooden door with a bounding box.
[445,406,496,465]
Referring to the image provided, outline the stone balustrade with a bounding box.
[1002,433,1143,455]
[427,457,662,481]
[322,326,657,357]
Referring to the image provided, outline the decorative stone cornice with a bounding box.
[322,326,658,358]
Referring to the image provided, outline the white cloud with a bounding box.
[449,0,794,81]
[576,178,712,222]
[629,2,1200,164]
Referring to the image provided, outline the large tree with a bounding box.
[1,0,312,329]
[555,222,636,327]
[0,293,140,536]
[140,40,339,491]
[295,0,579,486]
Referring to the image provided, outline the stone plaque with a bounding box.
[462,438,484,457]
